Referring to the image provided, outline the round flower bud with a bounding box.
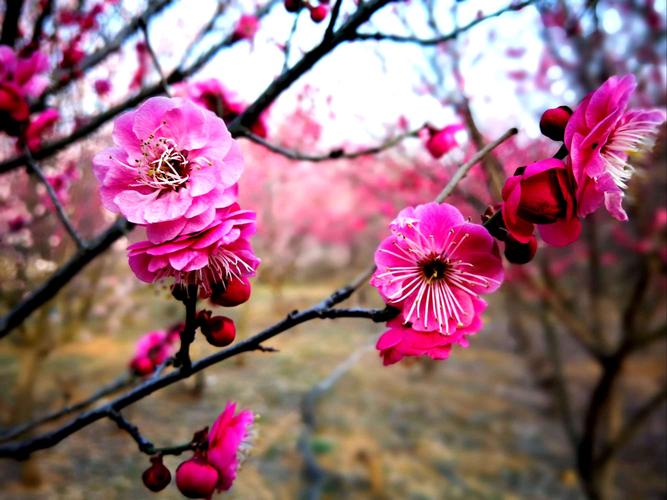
[176,456,219,499]
[201,315,236,347]
[284,0,302,13]
[310,5,329,22]
[539,106,572,141]
[211,278,252,307]
[130,356,155,377]
[142,456,171,492]
[504,235,538,264]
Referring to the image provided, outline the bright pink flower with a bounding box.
[129,329,176,375]
[501,158,581,247]
[127,204,260,297]
[564,74,666,221]
[371,202,503,334]
[25,108,59,150]
[176,456,218,498]
[207,402,255,492]
[376,315,482,365]
[232,15,260,41]
[93,97,242,241]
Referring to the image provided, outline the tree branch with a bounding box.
[0,217,134,339]
[24,149,87,250]
[0,0,24,47]
[239,126,421,162]
[352,0,536,45]
[595,385,667,469]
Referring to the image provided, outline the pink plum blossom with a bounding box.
[564,74,666,221]
[0,47,49,130]
[376,315,482,365]
[127,204,260,297]
[25,108,59,151]
[93,97,242,242]
[206,401,255,492]
[424,124,465,159]
[371,202,503,335]
[232,15,260,41]
[129,329,176,376]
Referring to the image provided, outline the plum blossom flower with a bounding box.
[129,329,177,376]
[371,202,503,335]
[232,15,260,42]
[423,124,466,160]
[206,402,255,492]
[501,158,581,247]
[0,47,49,133]
[564,74,666,221]
[376,315,483,365]
[25,109,59,151]
[93,97,242,242]
[127,204,260,297]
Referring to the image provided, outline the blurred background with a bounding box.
[0,0,665,498]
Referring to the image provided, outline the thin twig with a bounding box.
[139,18,171,96]
[175,285,199,372]
[324,0,345,40]
[0,374,134,442]
[282,11,301,73]
[239,127,421,162]
[352,0,537,44]
[24,149,87,250]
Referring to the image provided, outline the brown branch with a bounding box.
[0,373,134,442]
[174,285,199,372]
[0,0,24,47]
[352,0,537,45]
[239,127,422,162]
[107,409,194,456]
[138,17,171,96]
[0,306,395,459]
[24,149,87,250]
[595,385,667,469]
[0,217,134,339]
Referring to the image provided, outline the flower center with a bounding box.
[146,145,190,190]
[420,257,449,282]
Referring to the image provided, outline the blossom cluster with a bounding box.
[371,74,664,366]
[0,45,58,149]
[93,96,260,300]
[499,74,665,255]
[141,402,255,498]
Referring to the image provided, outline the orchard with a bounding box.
[0,1,665,499]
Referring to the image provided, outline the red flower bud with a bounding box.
[210,278,252,307]
[130,356,155,376]
[539,106,572,141]
[142,456,171,492]
[501,158,581,247]
[176,456,219,499]
[284,0,302,13]
[201,315,236,347]
[504,235,538,264]
[310,5,329,22]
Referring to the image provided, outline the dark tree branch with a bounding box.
[352,0,536,44]
[107,409,154,454]
[0,0,24,47]
[239,126,421,162]
[174,285,199,372]
[107,409,194,456]
[0,374,134,442]
[227,0,399,135]
[138,18,171,96]
[0,217,134,339]
[24,149,87,250]
[28,0,53,50]
[324,0,344,40]
[595,385,667,469]
[0,304,395,459]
